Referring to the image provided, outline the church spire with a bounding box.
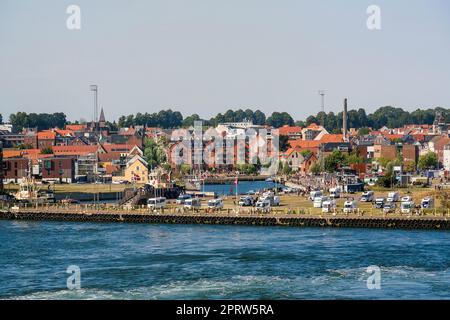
[99,108,106,124]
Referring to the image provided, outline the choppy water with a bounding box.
[1,220,449,300]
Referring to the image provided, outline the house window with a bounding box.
[136,166,140,171]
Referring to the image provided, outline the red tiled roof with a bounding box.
[288,140,321,149]
[54,129,75,137]
[318,134,343,143]
[2,149,23,158]
[65,124,87,131]
[52,145,99,156]
[37,131,57,140]
[278,126,302,136]
[102,144,134,153]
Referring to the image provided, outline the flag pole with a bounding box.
[235,171,238,212]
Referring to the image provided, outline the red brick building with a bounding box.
[41,157,76,183]
[3,158,29,183]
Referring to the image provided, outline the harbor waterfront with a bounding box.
[1,220,449,300]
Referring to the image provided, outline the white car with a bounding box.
[401,196,412,203]
[421,197,435,209]
[309,190,323,201]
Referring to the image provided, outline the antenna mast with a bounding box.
[318,90,326,127]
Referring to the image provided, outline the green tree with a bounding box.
[324,150,347,173]
[300,149,312,158]
[182,114,202,127]
[278,135,291,152]
[282,162,292,175]
[358,127,371,136]
[143,138,166,168]
[310,162,322,175]
[266,112,294,128]
[180,164,191,175]
[418,152,438,170]
[40,147,53,154]
[346,151,363,165]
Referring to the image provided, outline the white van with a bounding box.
[147,197,167,209]
[329,188,341,199]
[360,191,374,202]
[207,198,223,209]
[421,197,434,209]
[176,194,192,204]
[313,196,329,208]
[309,190,323,201]
[401,201,415,214]
[322,200,337,213]
[387,192,399,202]
[184,198,201,209]
[343,200,358,213]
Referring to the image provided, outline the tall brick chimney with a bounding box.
[343,98,348,142]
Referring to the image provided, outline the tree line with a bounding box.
[9,112,67,132]
[6,106,448,132]
[304,106,448,134]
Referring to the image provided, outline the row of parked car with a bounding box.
[147,191,282,211]
[309,189,435,214]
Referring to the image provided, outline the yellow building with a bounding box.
[113,155,149,184]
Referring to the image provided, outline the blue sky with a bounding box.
[1,0,449,122]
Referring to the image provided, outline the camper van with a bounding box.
[387,192,400,202]
[343,200,358,213]
[313,196,330,208]
[383,202,396,213]
[255,199,271,211]
[238,196,254,207]
[401,201,415,214]
[329,188,341,199]
[309,190,323,201]
[147,197,167,209]
[421,197,435,209]
[184,198,201,210]
[322,200,337,213]
[207,198,224,209]
[360,191,374,202]
[260,194,280,206]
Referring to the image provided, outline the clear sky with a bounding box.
[1,0,450,123]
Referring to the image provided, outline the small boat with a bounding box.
[265,177,274,182]
[14,178,55,204]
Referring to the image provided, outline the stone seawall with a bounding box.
[1,210,449,230]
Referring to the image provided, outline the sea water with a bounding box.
[0,220,449,299]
